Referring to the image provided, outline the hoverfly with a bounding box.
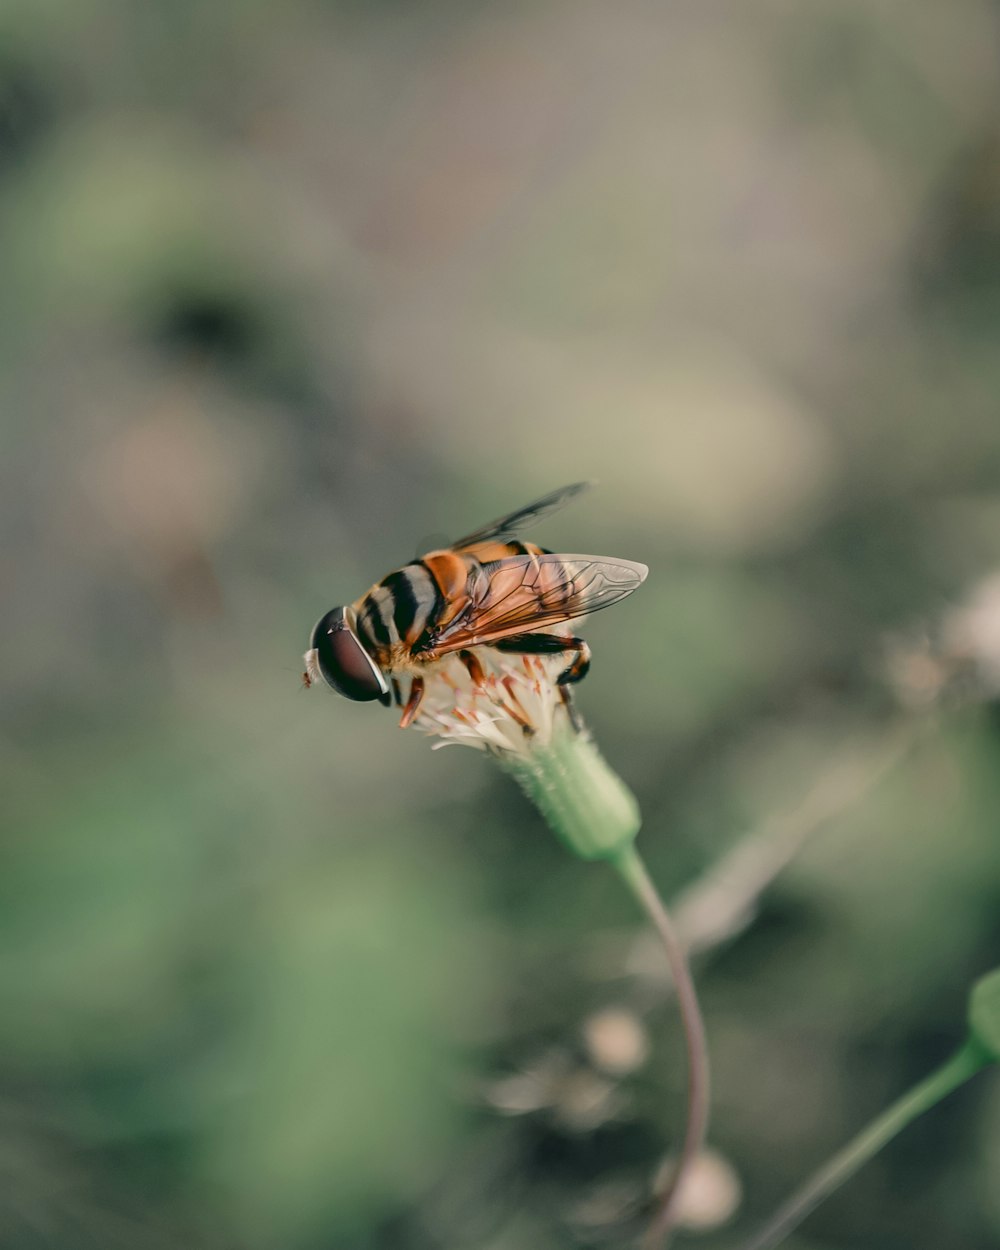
[304,482,648,727]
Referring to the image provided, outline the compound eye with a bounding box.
[310,608,389,703]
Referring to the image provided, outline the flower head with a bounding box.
[411,644,572,756]
[408,640,641,861]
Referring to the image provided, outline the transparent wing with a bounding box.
[429,552,648,654]
[446,482,593,552]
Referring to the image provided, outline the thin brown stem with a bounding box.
[612,845,710,1250]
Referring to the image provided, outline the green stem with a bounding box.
[499,726,641,860]
[501,726,709,1247]
[739,1038,992,1250]
[612,844,711,1250]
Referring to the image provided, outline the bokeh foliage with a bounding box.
[3,1,1000,1246]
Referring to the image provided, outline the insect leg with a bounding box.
[399,676,426,728]
[559,685,585,733]
[458,649,487,687]
[557,640,591,686]
[391,676,404,707]
[491,633,592,686]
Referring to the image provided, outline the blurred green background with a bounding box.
[3,2,1000,1247]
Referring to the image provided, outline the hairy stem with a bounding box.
[611,844,710,1250]
[738,1038,992,1250]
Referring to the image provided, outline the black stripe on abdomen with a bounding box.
[357,597,391,649]
[379,570,421,642]
[412,560,447,651]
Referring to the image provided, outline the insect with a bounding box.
[304,482,648,727]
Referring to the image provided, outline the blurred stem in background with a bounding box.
[739,966,1000,1249]
[611,845,710,1250]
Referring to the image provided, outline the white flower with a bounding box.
[411,646,573,756]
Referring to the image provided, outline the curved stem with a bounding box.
[611,845,710,1250]
[738,1039,992,1250]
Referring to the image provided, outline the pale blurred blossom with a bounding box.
[884,633,956,710]
[483,1049,624,1132]
[655,1147,742,1231]
[885,572,1000,709]
[941,572,1000,694]
[583,1007,650,1076]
